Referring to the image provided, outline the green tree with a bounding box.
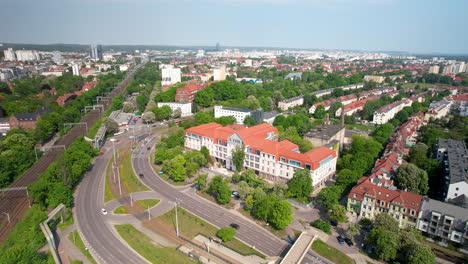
[335,169,359,188]
[237,181,253,198]
[269,200,293,230]
[103,117,119,133]
[311,219,331,234]
[373,213,399,233]
[245,95,261,110]
[165,155,186,182]
[367,228,400,261]
[286,169,313,199]
[122,102,136,113]
[272,181,288,199]
[200,146,212,164]
[195,173,208,190]
[216,227,236,242]
[317,185,343,209]
[396,163,429,194]
[216,181,232,204]
[329,205,348,223]
[142,112,155,123]
[245,195,254,210]
[314,105,326,119]
[231,145,245,172]
[404,243,435,264]
[243,116,259,126]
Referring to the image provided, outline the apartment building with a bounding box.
[364,75,385,83]
[278,96,304,110]
[425,99,452,121]
[157,102,193,117]
[214,105,263,124]
[184,123,337,187]
[347,180,423,228]
[436,139,468,203]
[428,65,440,74]
[161,65,181,86]
[175,82,215,103]
[309,94,357,114]
[372,98,412,124]
[417,197,468,246]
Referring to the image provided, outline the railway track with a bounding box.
[0,65,142,242]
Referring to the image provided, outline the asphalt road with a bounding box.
[132,135,289,257]
[75,141,148,264]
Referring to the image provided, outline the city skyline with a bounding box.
[1,0,468,54]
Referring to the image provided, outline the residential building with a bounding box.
[157,102,193,117]
[52,51,62,64]
[428,65,440,74]
[372,98,412,124]
[214,105,263,124]
[336,95,379,116]
[284,72,302,80]
[4,48,16,61]
[364,75,385,83]
[213,65,226,81]
[347,180,423,228]
[425,99,452,121]
[436,139,468,203]
[175,82,213,103]
[309,94,357,114]
[184,123,337,187]
[3,107,51,130]
[304,123,345,152]
[263,111,280,124]
[15,50,40,61]
[161,65,181,86]
[429,86,459,95]
[109,110,134,129]
[79,67,97,78]
[278,96,304,111]
[417,197,468,246]
[90,44,103,61]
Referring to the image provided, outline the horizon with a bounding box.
[1,0,467,54]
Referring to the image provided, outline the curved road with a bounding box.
[132,135,289,257]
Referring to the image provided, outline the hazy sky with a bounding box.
[1,0,467,54]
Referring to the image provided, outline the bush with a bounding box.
[311,219,331,234]
[216,227,236,242]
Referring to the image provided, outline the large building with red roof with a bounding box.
[184,123,337,187]
[175,82,214,102]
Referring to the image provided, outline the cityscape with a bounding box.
[0,1,467,264]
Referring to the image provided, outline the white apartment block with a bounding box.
[428,65,440,74]
[15,50,40,61]
[372,98,412,124]
[161,65,181,86]
[4,48,16,61]
[184,123,337,187]
[157,102,193,117]
[214,105,252,124]
[72,64,80,76]
[213,66,226,81]
[278,96,304,111]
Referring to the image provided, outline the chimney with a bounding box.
[340,106,345,126]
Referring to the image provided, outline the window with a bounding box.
[456,187,459,191]
[280,157,286,163]
[305,164,311,170]
[218,139,222,144]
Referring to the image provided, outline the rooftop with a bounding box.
[305,124,344,140]
[420,197,468,226]
[438,138,468,184]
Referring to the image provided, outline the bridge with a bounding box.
[280,231,317,264]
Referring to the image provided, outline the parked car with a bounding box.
[138,173,144,178]
[230,223,240,229]
[336,236,345,245]
[147,147,151,150]
[101,208,108,215]
[344,238,354,247]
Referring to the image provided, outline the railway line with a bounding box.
[0,64,142,242]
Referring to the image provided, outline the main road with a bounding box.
[132,135,289,257]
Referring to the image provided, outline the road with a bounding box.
[74,140,148,264]
[132,135,289,257]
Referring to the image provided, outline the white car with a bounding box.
[101,208,108,215]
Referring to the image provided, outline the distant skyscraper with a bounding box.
[428,65,439,74]
[90,44,103,61]
[52,51,62,64]
[4,48,16,61]
[72,64,80,76]
[216,42,220,51]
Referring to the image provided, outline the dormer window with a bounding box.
[280,157,286,163]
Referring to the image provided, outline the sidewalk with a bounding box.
[56,224,93,264]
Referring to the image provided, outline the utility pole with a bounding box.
[130,195,133,207]
[175,198,181,238]
[147,204,151,221]
[3,212,10,224]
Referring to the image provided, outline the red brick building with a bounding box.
[175,81,215,102]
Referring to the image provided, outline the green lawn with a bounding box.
[121,151,149,193]
[114,206,128,214]
[104,157,116,202]
[136,199,160,209]
[115,224,195,264]
[401,83,446,89]
[68,230,97,264]
[87,118,102,139]
[158,207,266,258]
[311,240,355,264]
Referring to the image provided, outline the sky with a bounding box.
[1,0,467,54]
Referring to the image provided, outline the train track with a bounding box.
[0,65,142,242]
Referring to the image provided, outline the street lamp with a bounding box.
[174,198,182,237]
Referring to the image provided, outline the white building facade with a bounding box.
[157,102,193,117]
[214,105,252,124]
[372,98,412,124]
[161,65,181,86]
[4,48,16,61]
[278,96,304,111]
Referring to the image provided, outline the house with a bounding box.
[175,82,214,103]
[7,107,51,130]
[372,98,412,124]
[309,94,357,114]
[184,123,337,187]
[214,106,263,124]
[278,96,304,111]
[347,180,423,228]
[284,72,303,80]
[364,75,385,83]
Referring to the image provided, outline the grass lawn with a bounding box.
[87,118,102,138]
[136,199,160,209]
[401,83,446,89]
[114,206,128,214]
[158,207,266,258]
[115,224,195,264]
[104,157,116,203]
[120,151,149,193]
[68,230,97,264]
[311,239,355,264]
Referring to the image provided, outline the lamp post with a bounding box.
[175,198,181,238]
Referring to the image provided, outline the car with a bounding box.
[344,238,354,247]
[336,236,345,245]
[230,223,240,229]
[101,208,108,215]
[159,171,164,174]
[231,191,238,197]
[147,147,151,150]
[138,173,144,178]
